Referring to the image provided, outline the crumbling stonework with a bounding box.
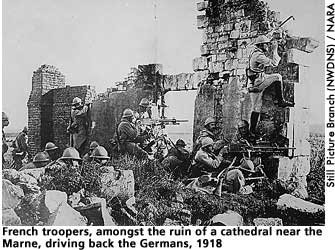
[193,0,319,197]
[27,64,198,155]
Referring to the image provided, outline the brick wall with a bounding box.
[192,0,319,198]
[27,65,65,155]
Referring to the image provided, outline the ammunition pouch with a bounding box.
[246,68,259,83]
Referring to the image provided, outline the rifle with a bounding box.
[217,156,237,179]
[167,138,190,163]
[140,118,188,126]
[245,176,266,181]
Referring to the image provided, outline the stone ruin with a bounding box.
[27,0,319,198]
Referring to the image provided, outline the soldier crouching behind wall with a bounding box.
[117,108,149,160]
[190,138,227,178]
[161,139,190,179]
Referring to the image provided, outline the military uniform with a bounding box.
[161,145,190,177]
[231,130,256,145]
[2,130,8,163]
[190,148,223,177]
[248,46,281,112]
[221,168,245,194]
[118,118,148,159]
[69,105,90,155]
[12,130,29,170]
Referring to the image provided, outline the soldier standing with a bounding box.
[2,112,9,164]
[68,97,91,157]
[12,126,29,170]
[247,35,294,134]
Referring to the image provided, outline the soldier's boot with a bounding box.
[249,111,260,135]
[274,81,295,107]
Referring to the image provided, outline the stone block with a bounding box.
[293,156,310,177]
[224,23,234,31]
[197,15,207,29]
[17,172,38,185]
[2,180,24,209]
[209,62,224,73]
[2,208,22,226]
[286,37,319,53]
[197,1,208,11]
[193,57,208,71]
[44,190,68,214]
[277,157,294,181]
[46,202,87,226]
[286,49,310,66]
[2,169,20,183]
[224,59,238,71]
[253,218,283,226]
[208,210,243,226]
[101,166,135,201]
[277,194,324,214]
[20,167,45,180]
[230,30,240,39]
[200,45,210,55]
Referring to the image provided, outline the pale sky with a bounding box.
[2,0,323,132]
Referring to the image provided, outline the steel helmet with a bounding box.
[238,120,249,129]
[176,139,186,147]
[60,147,82,161]
[45,142,58,151]
[72,97,82,106]
[89,141,99,150]
[91,146,110,160]
[254,35,270,45]
[23,126,28,133]
[139,98,150,107]
[122,108,134,119]
[201,137,214,148]
[33,152,50,163]
[204,117,216,127]
[239,158,255,173]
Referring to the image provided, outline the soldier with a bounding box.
[134,98,155,152]
[216,158,255,194]
[190,138,226,178]
[82,141,99,162]
[67,97,91,157]
[247,35,294,134]
[136,98,152,119]
[45,147,82,174]
[231,120,256,146]
[12,126,29,170]
[2,112,9,163]
[44,142,59,161]
[193,117,226,158]
[117,109,148,159]
[19,152,50,171]
[90,146,110,165]
[161,139,190,178]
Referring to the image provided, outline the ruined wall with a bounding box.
[27,65,65,155]
[27,65,95,155]
[28,64,199,154]
[193,0,318,198]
